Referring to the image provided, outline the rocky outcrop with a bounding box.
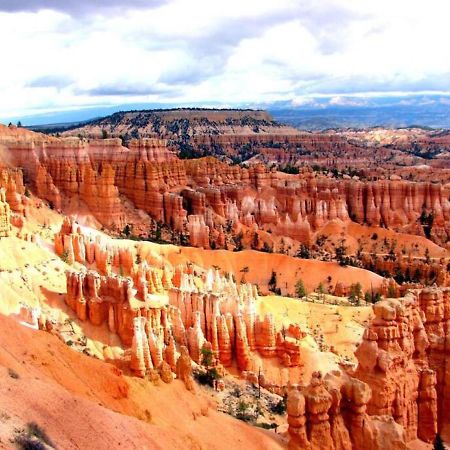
[0,188,11,237]
[289,287,449,450]
[287,372,406,450]
[354,288,450,444]
[418,288,450,432]
[59,221,308,382]
[176,346,195,391]
[1,131,448,247]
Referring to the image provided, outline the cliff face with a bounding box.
[287,372,406,450]
[57,218,305,377]
[1,135,448,249]
[286,287,450,450]
[354,288,450,443]
[0,188,11,237]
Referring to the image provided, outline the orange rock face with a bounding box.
[0,188,11,237]
[0,131,448,248]
[59,222,307,383]
[287,372,406,450]
[354,288,450,444]
[285,286,450,449]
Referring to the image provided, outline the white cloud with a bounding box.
[0,0,449,119]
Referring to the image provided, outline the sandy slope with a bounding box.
[259,295,372,361]
[156,246,385,294]
[0,314,285,450]
[319,221,448,259]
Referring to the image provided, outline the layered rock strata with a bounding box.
[354,288,450,444]
[1,134,447,247]
[0,188,11,237]
[60,218,306,379]
[287,372,406,450]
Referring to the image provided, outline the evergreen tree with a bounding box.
[251,232,259,250]
[295,279,307,298]
[122,224,131,238]
[233,232,244,251]
[155,222,162,242]
[335,239,348,266]
[387,284,397,298]
[268,270,277,292]
[348,282,363,305]
[268,271,281,295]
[316,282,325,302]
[434,434,446,450]
[296,243,310,259]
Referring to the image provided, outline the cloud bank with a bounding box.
[0,0,449,119]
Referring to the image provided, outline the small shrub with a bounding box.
[238,400,248,413]
[15,422,55,450]
[193,367,220,387]
[235,401,253,422]
[271,398,287,415]
[8,368,19,379]
[255,422,278,429]
[231,386,243,397]
[60,250,69,264]
[15,436,46,450]
[26,422,54,447]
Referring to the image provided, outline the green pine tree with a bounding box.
[295,279,307,298]
[434,434,447,450]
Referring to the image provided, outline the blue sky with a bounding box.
[0,0,449,120]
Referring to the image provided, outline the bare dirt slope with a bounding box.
[0,314,285,450]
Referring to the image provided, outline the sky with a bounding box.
[0,0,450,121]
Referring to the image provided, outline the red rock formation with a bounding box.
[130,317,152,376]
[0,188,11,237]
[418,287,450,432]
[303,372,334,449]
[2,130,448,248]
[353,288,450,444]
[255,314,277,357]
[287,372,406,450]
[187,215,210,248]
[176,346,195,391]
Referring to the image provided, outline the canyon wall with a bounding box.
[0,188,11,236]
[1,135,448,250]
[57,218,305,379]
[287,287,450,449]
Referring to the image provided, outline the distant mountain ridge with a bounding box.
[55,107,300,160]
[33,107,279,133]
[4,94,450,130]
[269,97,450,130]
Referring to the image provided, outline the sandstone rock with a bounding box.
[159,361,174,384]
[176,346,195,391]
[0,188,11,237]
